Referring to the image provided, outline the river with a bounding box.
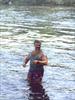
[0,6,75,100]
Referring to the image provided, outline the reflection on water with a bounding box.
[0,6,75,100]
[28,83,49,100]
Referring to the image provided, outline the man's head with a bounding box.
[34,40,41,50]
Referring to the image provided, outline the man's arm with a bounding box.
[23,54,30,67]
[38,55,48,65]
[33,55,48,65]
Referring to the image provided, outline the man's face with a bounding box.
[34,42,41,49]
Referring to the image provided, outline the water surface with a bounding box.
[0,6,75,100]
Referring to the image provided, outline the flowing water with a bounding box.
[0,6,75,100]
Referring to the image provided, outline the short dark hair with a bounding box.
[34,40,41,45]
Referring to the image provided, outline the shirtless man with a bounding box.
[23,40,48,84]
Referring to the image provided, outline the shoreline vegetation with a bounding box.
[0,0,75,6]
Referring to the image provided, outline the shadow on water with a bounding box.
[28,83,49,100]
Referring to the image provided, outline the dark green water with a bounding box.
[0,6,75,100]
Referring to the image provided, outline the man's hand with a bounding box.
[23,64,26,67]
[33,60,39,64]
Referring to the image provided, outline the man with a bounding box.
[23,40,48,84]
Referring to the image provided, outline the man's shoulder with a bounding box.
[40,51,47,57]
[40,50,45,55]
[31,51,35,56]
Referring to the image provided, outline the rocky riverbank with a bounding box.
[0,0,75,6]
